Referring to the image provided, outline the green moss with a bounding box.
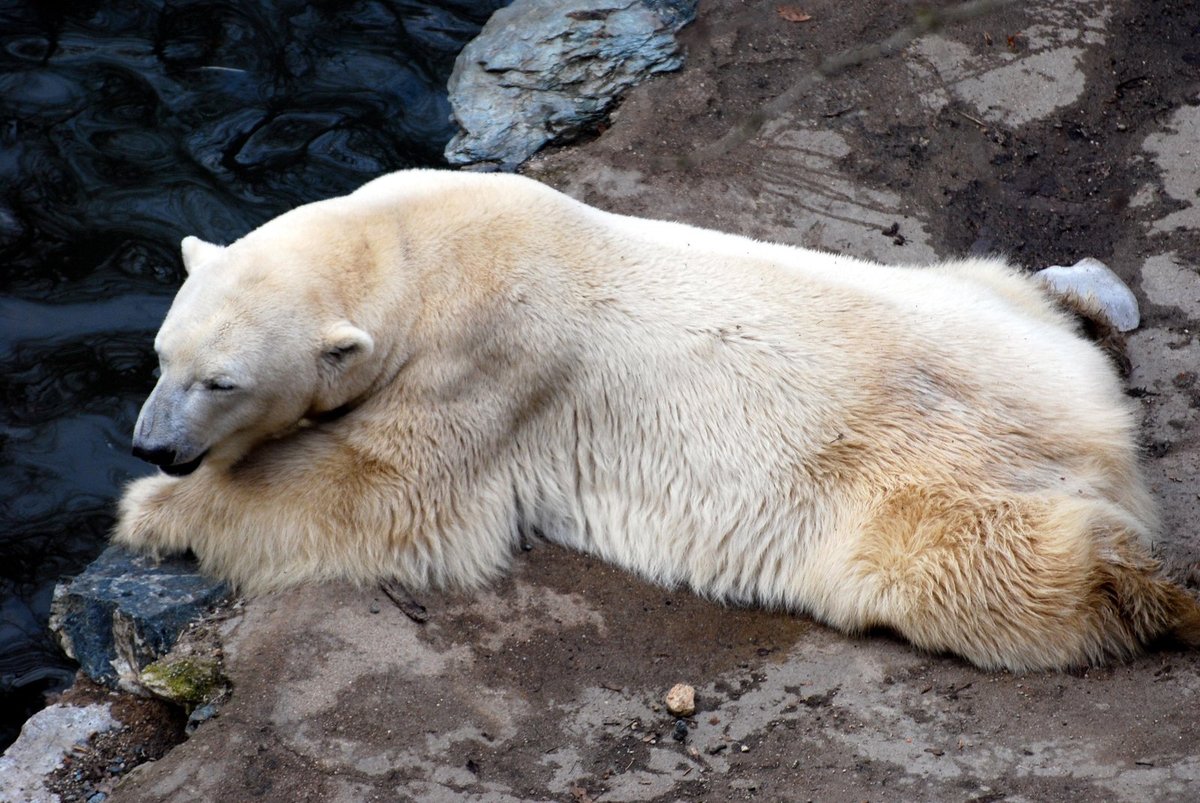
[140,657,226,707]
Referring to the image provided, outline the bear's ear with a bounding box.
[180,236,225,274]
[321,321,374,368]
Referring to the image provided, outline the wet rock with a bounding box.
[49,546,228,693]
[664,682,695,717]
[445,0,698,169]
[1035,257,1140,332]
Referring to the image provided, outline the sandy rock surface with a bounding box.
[107,1,1200,800]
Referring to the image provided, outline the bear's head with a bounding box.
[132,220,381,476]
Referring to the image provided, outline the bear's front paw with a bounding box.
[112,474,183,556]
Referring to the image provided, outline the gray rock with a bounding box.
[1035,257,1141,332]
[0,703,119,803]
[49,546,228,692]
[185,703,218,737]
[445,0,697,169]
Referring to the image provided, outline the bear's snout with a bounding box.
[132,444,177,466]
[132,443,207,476]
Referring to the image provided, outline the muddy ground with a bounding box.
[52,0,1200,800]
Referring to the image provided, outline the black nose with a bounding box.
[132,445,177,467]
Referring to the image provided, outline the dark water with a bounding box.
[0,0,508,749]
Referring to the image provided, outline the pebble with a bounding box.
[369,600,381,614]
[665,683,696,717]
[672,719,688,743]
[87,793,108,803]
[185,703,218,736]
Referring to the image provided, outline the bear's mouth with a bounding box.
[160,451,207,477]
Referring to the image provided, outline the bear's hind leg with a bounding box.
[851,485,1200,671]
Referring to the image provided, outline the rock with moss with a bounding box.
[49,546,229,693]
[139,656,226,709]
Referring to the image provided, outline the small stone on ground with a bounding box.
[665,682,695,717]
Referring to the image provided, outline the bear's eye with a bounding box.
[203,379,237,392]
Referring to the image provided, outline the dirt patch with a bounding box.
[925,1,1200,269]
[33,606,234,802]
[531,0,1200,272]
[44,678,185,803]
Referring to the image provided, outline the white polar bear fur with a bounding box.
[115,169,1200,671]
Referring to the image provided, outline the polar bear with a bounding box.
[115,169,1200,671]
